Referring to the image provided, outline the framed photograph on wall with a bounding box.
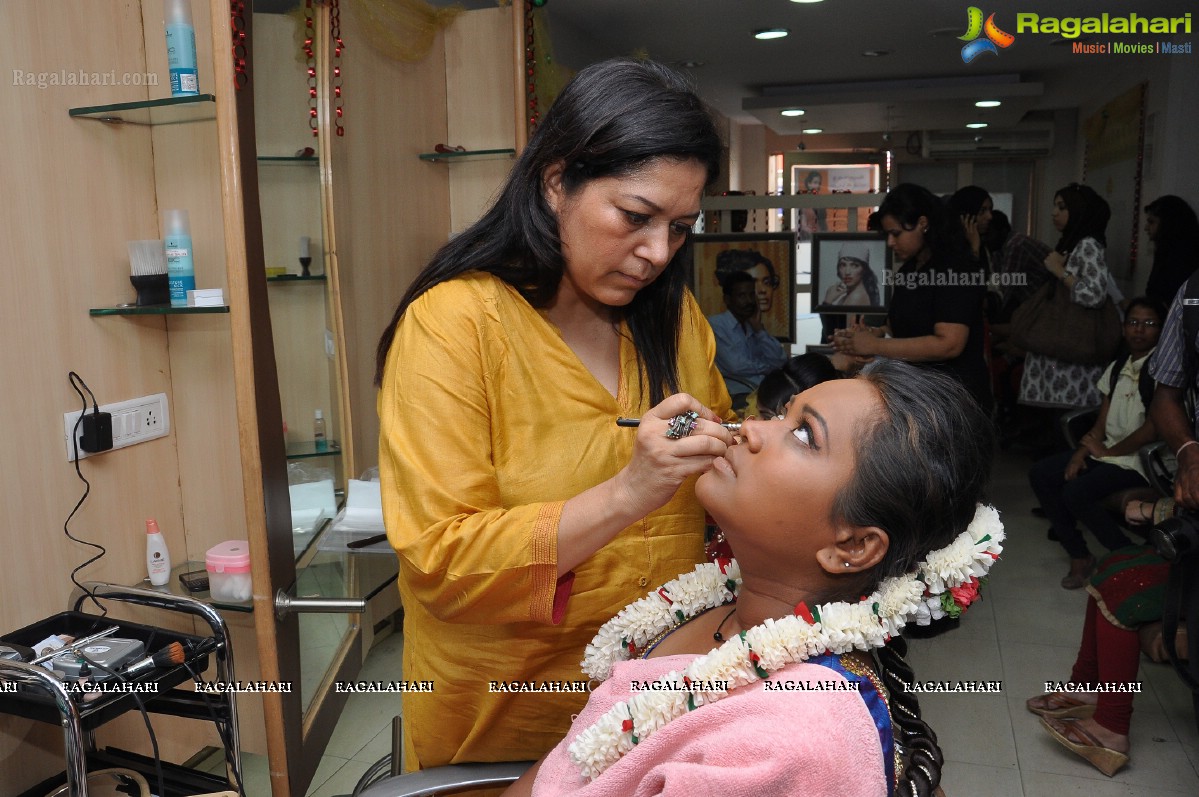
[810,232,891,314]
[689,232,797,343]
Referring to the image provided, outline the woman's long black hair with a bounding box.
[374,58,723,404]
[834,360,996,796]
[873,183,972,268]
[1054,183,1111,254]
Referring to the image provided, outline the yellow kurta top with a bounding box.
[378,272,732,769]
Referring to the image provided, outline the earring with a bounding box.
[921,227,928,233]
[843,562,851,568]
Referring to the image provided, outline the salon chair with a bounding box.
[351,717,533,797]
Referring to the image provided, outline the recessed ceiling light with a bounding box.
[791,0,825,4]
[975,100,1001,108]
[966,122,988,129]
[780,109,805,117]
[676,60,705,69]
[861,49,891,57]
[802,128,823,134]
[753,28,790,40]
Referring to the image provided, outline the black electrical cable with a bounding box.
[66,372,107,616]
[182,659,246,796]
[77,652,165,797]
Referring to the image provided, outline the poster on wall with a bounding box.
[810,233,892,314]
[1082,83,1146,280]
[688,233,797,343]
[792,164,881,240]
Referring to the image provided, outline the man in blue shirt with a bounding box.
[1150,284,1199,508]
[708,271,788,409]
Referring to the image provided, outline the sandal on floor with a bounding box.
[1040,716,1129,777]
[1061,555,1096,589]
[1025,692,1096,719]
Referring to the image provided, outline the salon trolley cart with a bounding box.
[0,582,242,797]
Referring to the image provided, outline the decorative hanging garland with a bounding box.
[303,0,318,137]
[231,0,248,89]
[1128,83,1146,271]
[330,0,344,136]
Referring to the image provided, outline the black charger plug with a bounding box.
[80,411,113,453]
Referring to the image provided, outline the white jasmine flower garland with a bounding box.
[570,504,1003,780]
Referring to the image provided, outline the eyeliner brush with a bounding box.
[616,418,742,431]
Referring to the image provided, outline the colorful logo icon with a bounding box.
[959,7,1015,62]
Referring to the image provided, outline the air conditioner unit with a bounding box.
[921,127,1054,159]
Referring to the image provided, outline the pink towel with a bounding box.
[532,654,888,796]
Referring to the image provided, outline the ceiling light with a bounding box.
[966,122,988,129]
[861,50,890,57]
[975,100,1001,108]
[780,109,805,117]
[802,128,823,134]
[791,0,825,4]
[676,60,705,69]
[753,28,790,40]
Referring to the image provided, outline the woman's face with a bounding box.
[1145,212,1161,242]
[1051,194,1069,232]
[805,173,822,193]
[1123,303,1162,357]
[976,198,994,235]
[544,158,706,310]
[745,263,777,313]
[880,213,927,262]
[837,258,865,288]
[696,379,882,577]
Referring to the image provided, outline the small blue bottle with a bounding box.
[165,0,199,97]
[163,209,195,308]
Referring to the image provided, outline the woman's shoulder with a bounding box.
[408,272,527,323]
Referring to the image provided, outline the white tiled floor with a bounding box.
[229,449,1199,796]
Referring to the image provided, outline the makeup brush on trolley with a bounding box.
[119,641,186,678]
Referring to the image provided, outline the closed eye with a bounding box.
[625,211,650,226]
[670,221,693,237]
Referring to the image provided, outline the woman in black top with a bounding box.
[832,183,992,413]
[1142,195,1199,306]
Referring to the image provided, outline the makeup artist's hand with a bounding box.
[613,393,734,518]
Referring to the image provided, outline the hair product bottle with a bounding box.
[313,409,328,451]
[163,209,195,308]
[146,519,172,586]
[164,0,199,96]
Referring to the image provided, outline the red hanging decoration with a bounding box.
[231,0,248,89]
[525,0,538,134]
[303,0,318,137]
[330,0,344,136]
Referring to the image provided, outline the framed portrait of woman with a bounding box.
[688,232,797,343]
[810,232,891,314]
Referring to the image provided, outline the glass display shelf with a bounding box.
[267,274,326,283]
[418,147,516,163]
[68,94,217,125]
[257,155,319,164]
[137,560,254,613]
[90,304,230,316]
[286,440,341,460]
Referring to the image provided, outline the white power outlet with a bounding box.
[64,392,170,461]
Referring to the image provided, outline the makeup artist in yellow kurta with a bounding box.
[378,272,731,769]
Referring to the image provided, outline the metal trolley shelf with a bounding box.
[0,582,242,797]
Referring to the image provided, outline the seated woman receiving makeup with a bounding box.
[503,360,1002,796]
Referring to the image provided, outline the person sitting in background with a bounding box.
[1142,194,1199,306]
[1027,296,1166,589]
[708,270,788,409]
[1028,496,1186,778]
[753,352,840,419]
[503,360,999,796]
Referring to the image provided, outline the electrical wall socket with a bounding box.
[64,392,170,461]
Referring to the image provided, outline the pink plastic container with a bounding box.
[205,540,252,602]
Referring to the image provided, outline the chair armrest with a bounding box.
[357,761,534,797]
[1139,440,1176,498]
[1059,406,1100,450]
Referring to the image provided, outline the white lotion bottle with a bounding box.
[313,409,328,451]
[146,519,172,586]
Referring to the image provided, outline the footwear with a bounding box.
[1061,555,1096,589]
[1026,692,1097,719]
[1040,716,1129,776]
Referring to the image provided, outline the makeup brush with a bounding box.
[120,641,185,678]
[127,239,169,306]
[616,418,742,431]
